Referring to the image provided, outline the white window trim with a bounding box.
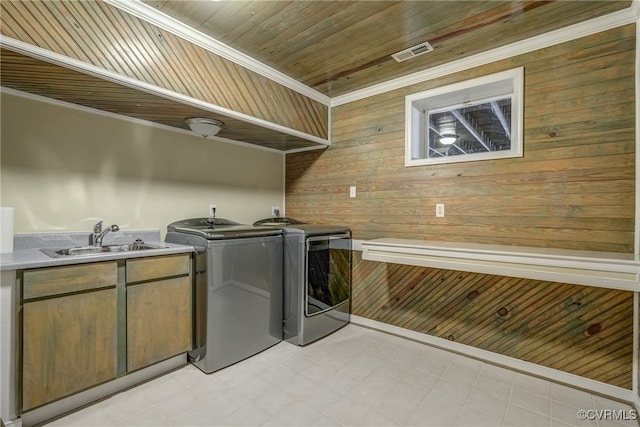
[405,67,524,167]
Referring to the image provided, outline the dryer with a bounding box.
[254,217,351,346]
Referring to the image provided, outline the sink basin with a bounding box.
[40,242,167,258]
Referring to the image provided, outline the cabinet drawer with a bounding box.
[23,262,118,300]
[126,254,190,283]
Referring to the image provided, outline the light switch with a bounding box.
[350,186,356,198]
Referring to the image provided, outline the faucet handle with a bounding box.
[93,221,103,233]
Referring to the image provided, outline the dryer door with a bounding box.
[305,233,351,316]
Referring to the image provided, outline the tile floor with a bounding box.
[45,325,637,427]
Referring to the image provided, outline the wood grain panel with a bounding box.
[286,25,636,252]
[313,1,631,95]
[22,288,118,410]
[126,254,190,284]
[126,276,192,372]
[351,253,634,389]
[0,48,322,151]
[0,0,328,139]
[23,262,117,300]
[143,1,630,97]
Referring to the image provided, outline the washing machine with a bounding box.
[253,217,351,346]
[165,217,283,373]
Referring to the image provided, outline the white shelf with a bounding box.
[361,239,640,292]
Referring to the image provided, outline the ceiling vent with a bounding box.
[391,41,434,62]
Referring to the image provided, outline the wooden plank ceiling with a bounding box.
[142,0,632,97]
[0,0,328,152]
[0,48,321,151]
[0,0,632,151]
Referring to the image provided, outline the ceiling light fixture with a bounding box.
[185,117,224,137]
[439,133,458,145]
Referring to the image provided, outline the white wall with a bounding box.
[0,90,285,237]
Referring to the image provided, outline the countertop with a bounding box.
[0,230,193,271]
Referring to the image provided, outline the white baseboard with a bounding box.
[350,315,634,403]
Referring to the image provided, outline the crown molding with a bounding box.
[103,0,331,107]
[331,4,638,107]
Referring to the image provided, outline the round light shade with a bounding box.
[185,118,224,137]
[439,133,458,145]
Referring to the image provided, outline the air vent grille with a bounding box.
[391,41,434,62]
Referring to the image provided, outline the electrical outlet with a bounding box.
[271,206,280,217]
[349,186,357,198]
[436,203,445,217]
[209,204,217,217]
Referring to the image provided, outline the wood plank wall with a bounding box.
[0,0,328,139]
[286,24,636,253]
[352,252,634,389]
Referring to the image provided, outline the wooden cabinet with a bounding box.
[19,254,192,412]
[126,254,191,372]
[21,262,118,411]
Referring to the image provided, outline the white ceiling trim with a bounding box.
[104,0,331,107]
[331,4,639,107]
[0,36,330,152]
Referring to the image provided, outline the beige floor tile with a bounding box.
[509,387,551,417]
[504,403,551,427]
[41,325,633,427]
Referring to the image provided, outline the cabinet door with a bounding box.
[22,288,118,411]
[126,276,191,372]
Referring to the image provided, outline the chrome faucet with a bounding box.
[92,221,119,246]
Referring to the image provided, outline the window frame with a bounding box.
[404,67,524,167]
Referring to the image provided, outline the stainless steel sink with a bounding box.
[40,242,167,258]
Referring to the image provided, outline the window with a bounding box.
[405,68,523,166]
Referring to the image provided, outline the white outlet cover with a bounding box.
[436,204,445,217]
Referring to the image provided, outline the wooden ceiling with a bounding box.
[141,0,632,97]
[0,0,634,151]
[0,48,322,151]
